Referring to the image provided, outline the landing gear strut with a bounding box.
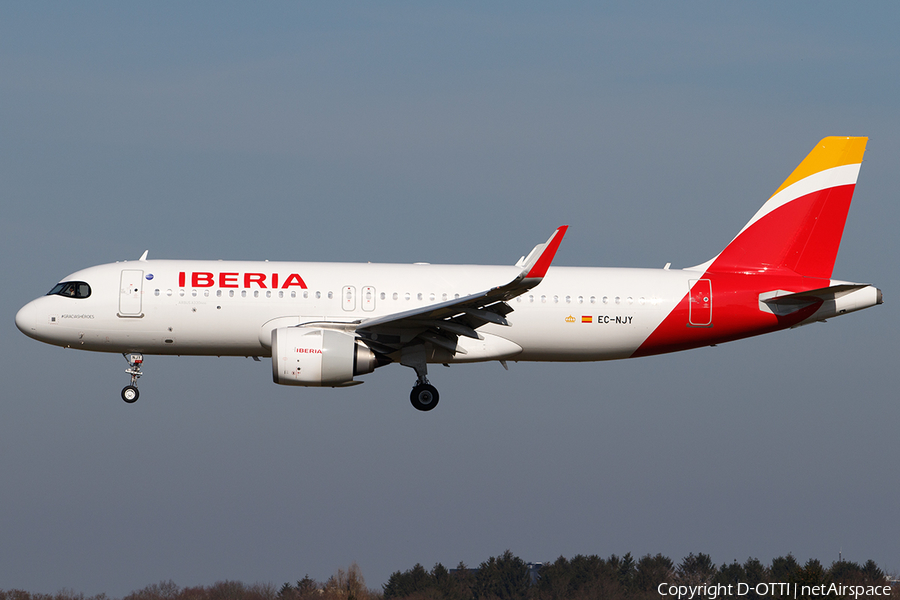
[122,353,143,403]
[401,344,440,411]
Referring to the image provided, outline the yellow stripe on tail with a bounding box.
[769,136,867,199]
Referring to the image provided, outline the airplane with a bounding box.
[16,136,882,411]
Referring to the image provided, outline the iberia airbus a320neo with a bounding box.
[16,137,882,411]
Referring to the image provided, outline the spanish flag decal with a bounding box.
[581,316,592,323]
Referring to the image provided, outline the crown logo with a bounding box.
[565,315,576,323]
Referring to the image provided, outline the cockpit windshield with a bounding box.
[47,281,91,299]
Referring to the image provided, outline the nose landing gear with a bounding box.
[122,353,143,403]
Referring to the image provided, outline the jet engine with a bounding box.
[271,327,378,387]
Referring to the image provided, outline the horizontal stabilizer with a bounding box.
[762,284,870,306]
[760,284,882,318]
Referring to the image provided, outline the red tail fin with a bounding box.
[705,137,867,278]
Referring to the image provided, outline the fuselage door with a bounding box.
[342,286,356,311]
[119,269,144,317]
[688,279,712,326]
[362,286,376,312]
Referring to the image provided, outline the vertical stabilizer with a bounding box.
[704,136,867,278]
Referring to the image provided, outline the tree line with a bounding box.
[380,551,897,600]
[1,552,896,600]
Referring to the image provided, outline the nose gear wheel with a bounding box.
[122,353,144,403]
[121,385,139,403]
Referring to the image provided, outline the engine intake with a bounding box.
[271,327,377,387]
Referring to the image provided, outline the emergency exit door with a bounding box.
[342,286,356,311]
[361,286,376,311]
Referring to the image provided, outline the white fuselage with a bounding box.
[16,259,693,362]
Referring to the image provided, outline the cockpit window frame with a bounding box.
[47,281,92,299]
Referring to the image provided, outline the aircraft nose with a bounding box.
[15,300,38,337]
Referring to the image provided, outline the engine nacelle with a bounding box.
[271,327,377,387]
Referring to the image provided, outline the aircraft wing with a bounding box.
[354,226,567,356]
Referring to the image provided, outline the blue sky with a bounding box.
[2,3,898,596]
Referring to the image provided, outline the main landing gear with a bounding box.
[121,353,143,403]
[410,381,439,412]
[401,345,440,411]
